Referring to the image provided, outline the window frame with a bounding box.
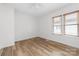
[64,11,79,36]
[52,15,62,34]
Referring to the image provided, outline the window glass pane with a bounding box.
[65,25,77,35]
[65,13,77,25]
[54,25,61,34]
[54,17,61,25]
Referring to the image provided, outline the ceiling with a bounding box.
[3,3,68,16]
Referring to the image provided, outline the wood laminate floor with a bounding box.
[0,37,79,56]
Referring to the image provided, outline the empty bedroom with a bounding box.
[0,3,79,56]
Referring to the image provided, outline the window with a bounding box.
[53,16,62,34]
[64,12,78,36]
[52,10,79,36]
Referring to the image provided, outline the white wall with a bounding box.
[0,4,15,49]
[1,3,79,49]
[39,4,79,48]
[0,4,39,49]
[15,11,37,41]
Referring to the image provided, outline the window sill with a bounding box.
[52,33,79,38]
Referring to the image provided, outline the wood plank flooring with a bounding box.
[0,37,79,56]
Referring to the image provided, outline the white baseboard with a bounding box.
[0,42,15,49]
[15,36,37,42]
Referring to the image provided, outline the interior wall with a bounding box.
[1,3,79,49]
[39,4,79,48]
[15,11,37,41]
[0,4,15,49]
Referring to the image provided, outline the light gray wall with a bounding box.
[39,4,79,48]
[1,3,79,49]
[0,4,39,49]
[0,5,15,49]
[15,12,37,41]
